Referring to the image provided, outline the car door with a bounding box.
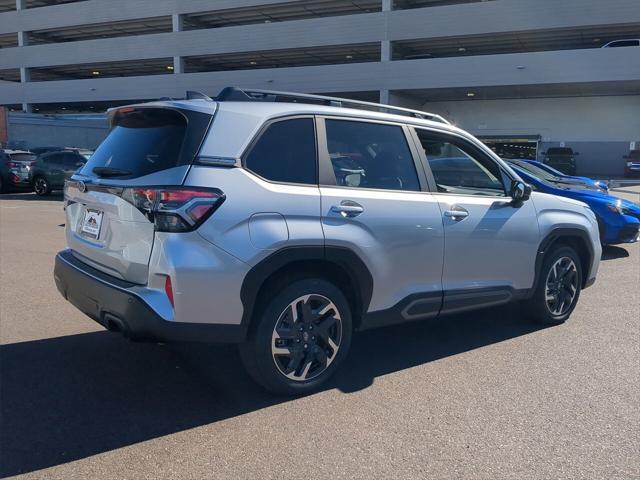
[42,152,67,187]
[412,127,540,314]
[317,117,444,326]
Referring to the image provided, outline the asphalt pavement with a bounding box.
[1,188,638,479]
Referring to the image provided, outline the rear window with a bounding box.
[81,108,211,179]
[10,153,36,162]
[547,148,573,155]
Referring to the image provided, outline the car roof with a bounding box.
[115,98,457,131]
[116,96,472,159]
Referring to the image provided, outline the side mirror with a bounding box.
[76,161,84,167]
[511,180,531,204]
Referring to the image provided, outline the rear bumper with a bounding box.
[54,250,247,343]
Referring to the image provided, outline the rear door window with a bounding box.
[43,153,64,165]
[323,119,420,192]
[81,108,211,179]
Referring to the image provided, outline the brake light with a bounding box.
[121,187,225,232]
[7,161,18,168]
[10,173,20,183]
[165,276,175,307]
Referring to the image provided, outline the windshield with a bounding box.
[534,162,565,176]
[508,160,560,182]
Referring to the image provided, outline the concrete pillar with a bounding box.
[17,31,28,47]
[18,26,32,113]
[16,0,26,10]
[172,14,184,74]
[380,0,393,104]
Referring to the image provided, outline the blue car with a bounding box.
[521,159,609,192]
[506,159,640,245]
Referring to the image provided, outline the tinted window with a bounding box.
[9,153,36,162]
[606,40,639,47]
[546,148,573,155]
[42,153,63,164]
[81,108,210,179]
[245,118,317,184]
[324,120,420,191]
[416,130,506,196]
[61,153,83,167]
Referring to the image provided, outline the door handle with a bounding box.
[444,207,469,220]
[331,201,364,218]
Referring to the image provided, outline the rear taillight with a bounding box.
[7,161,18,169]
[164,276,175,307]
[10,173,20,183]
[121,187,225,232]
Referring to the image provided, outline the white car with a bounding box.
[602,39,640,48]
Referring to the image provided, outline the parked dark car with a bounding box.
[0,150,11,193]
[29,150,87,196]
[541,147,578,176]
[4,150,38,190]
[1,150,34,193]
[624,150,640,178]
[29,146,66,156]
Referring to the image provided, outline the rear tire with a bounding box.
[33,176,51,196]
[239,278,352,395]
[523,245,582,325]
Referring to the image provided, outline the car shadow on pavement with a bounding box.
[601,245,630,260]
[0,192,64,201]
[0,304,542,477]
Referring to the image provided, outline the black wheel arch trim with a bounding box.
[239,245,374,333]
[534,227,594,293]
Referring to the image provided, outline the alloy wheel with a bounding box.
[545,257,578,316]
[271,294,342,382]
[34,177,48,195]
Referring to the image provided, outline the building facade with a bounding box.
[0,0,639,174]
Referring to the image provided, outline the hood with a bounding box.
[561,187,640,210]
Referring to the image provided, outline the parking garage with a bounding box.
[0,0,639,175]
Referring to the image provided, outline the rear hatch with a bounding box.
[8,152,37,179]
[64,104,214,284]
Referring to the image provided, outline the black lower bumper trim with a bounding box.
[54,250,247,343]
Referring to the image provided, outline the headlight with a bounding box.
[606,202,623,215]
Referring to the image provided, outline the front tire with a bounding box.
[239,278,352,395]
[524,245,582,325]
[33,176,51,196]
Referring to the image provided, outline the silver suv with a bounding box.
[55,88,601,395]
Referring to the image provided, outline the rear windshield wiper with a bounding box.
[92,167,132,178]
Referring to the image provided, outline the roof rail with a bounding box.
[215,87,449,125]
